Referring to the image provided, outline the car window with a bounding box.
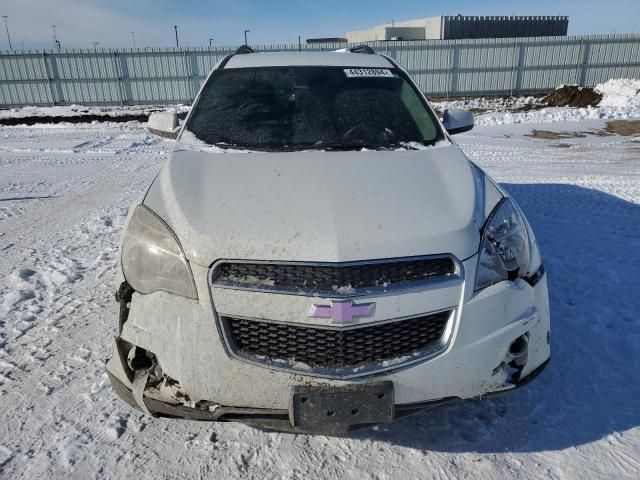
[184,66,444,151]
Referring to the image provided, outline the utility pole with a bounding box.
[174,25,179,47]
[51,25,59,49]
[131,32,136,48]
[2,16,12,50]
[244,29,250,45]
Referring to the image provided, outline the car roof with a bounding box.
[224,51,395,69]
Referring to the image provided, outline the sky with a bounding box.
[1,0,639,50]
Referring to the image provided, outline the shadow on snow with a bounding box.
[350,183,640,453]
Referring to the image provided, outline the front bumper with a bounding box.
[106,256,551,433]
[107,358,549,434]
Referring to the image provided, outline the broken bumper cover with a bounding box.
[107,359,549,434]
[105,257,551,434]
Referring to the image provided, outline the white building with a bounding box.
[346,16,569,43]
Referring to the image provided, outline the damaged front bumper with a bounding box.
[106,256,551,434]
[106,343,549,434]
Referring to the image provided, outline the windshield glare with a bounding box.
[184,66,444,151]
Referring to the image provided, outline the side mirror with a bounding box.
[148,112,180,139]
[442,109,474,135]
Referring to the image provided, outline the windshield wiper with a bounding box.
[315,141,424,151]
[212,142,236,150]
[212,142,309,152]
[207,140,436,152]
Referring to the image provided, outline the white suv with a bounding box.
[106,46,550,434]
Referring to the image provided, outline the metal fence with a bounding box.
[0,34,639,107]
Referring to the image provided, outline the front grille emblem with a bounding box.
[309,300,375,324]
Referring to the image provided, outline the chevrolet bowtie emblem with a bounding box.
[309,300,375,324]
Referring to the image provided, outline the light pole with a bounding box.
[2,16,12,51]
[51,25,60,49]
[131,32,136,48]
[209,38,214,47]
[92,41,99,49]
[174,25,179,47]
[244,29,250,45]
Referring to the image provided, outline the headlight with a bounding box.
[475,197,541,290]
[121,205,198,299]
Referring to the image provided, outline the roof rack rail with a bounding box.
[236,45,254,54]
[349,45,375,54]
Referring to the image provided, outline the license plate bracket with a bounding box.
[289,381,394,434]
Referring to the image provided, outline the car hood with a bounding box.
[143,145,500,267]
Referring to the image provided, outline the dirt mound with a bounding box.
[0,111,189,126]
[518,85,602,111]
[605,120,640,136]
[0,114,149,126]
[525,121,640,141]
[541,85,602,108]
[526,130,587,140]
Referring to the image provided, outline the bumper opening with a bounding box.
[115,282,134,334]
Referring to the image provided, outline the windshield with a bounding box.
[184,66,445,151]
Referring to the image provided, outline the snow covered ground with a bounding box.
[0,113,639,479]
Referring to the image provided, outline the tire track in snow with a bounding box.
[0,123,169,477]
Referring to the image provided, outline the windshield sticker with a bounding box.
[344,68,394,78]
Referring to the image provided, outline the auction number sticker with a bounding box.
[344,68,394,78]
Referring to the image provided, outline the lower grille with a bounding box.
[222,311,450,374]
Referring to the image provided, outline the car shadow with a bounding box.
[350,183,640,453]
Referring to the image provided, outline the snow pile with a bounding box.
[476,78,640,126]
[596,78,640,108]
[435,79,640,127]
[475,107,607,126]
[431,96,542,114]
[0,104,190,120]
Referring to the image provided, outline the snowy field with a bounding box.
[0,110,639,479]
